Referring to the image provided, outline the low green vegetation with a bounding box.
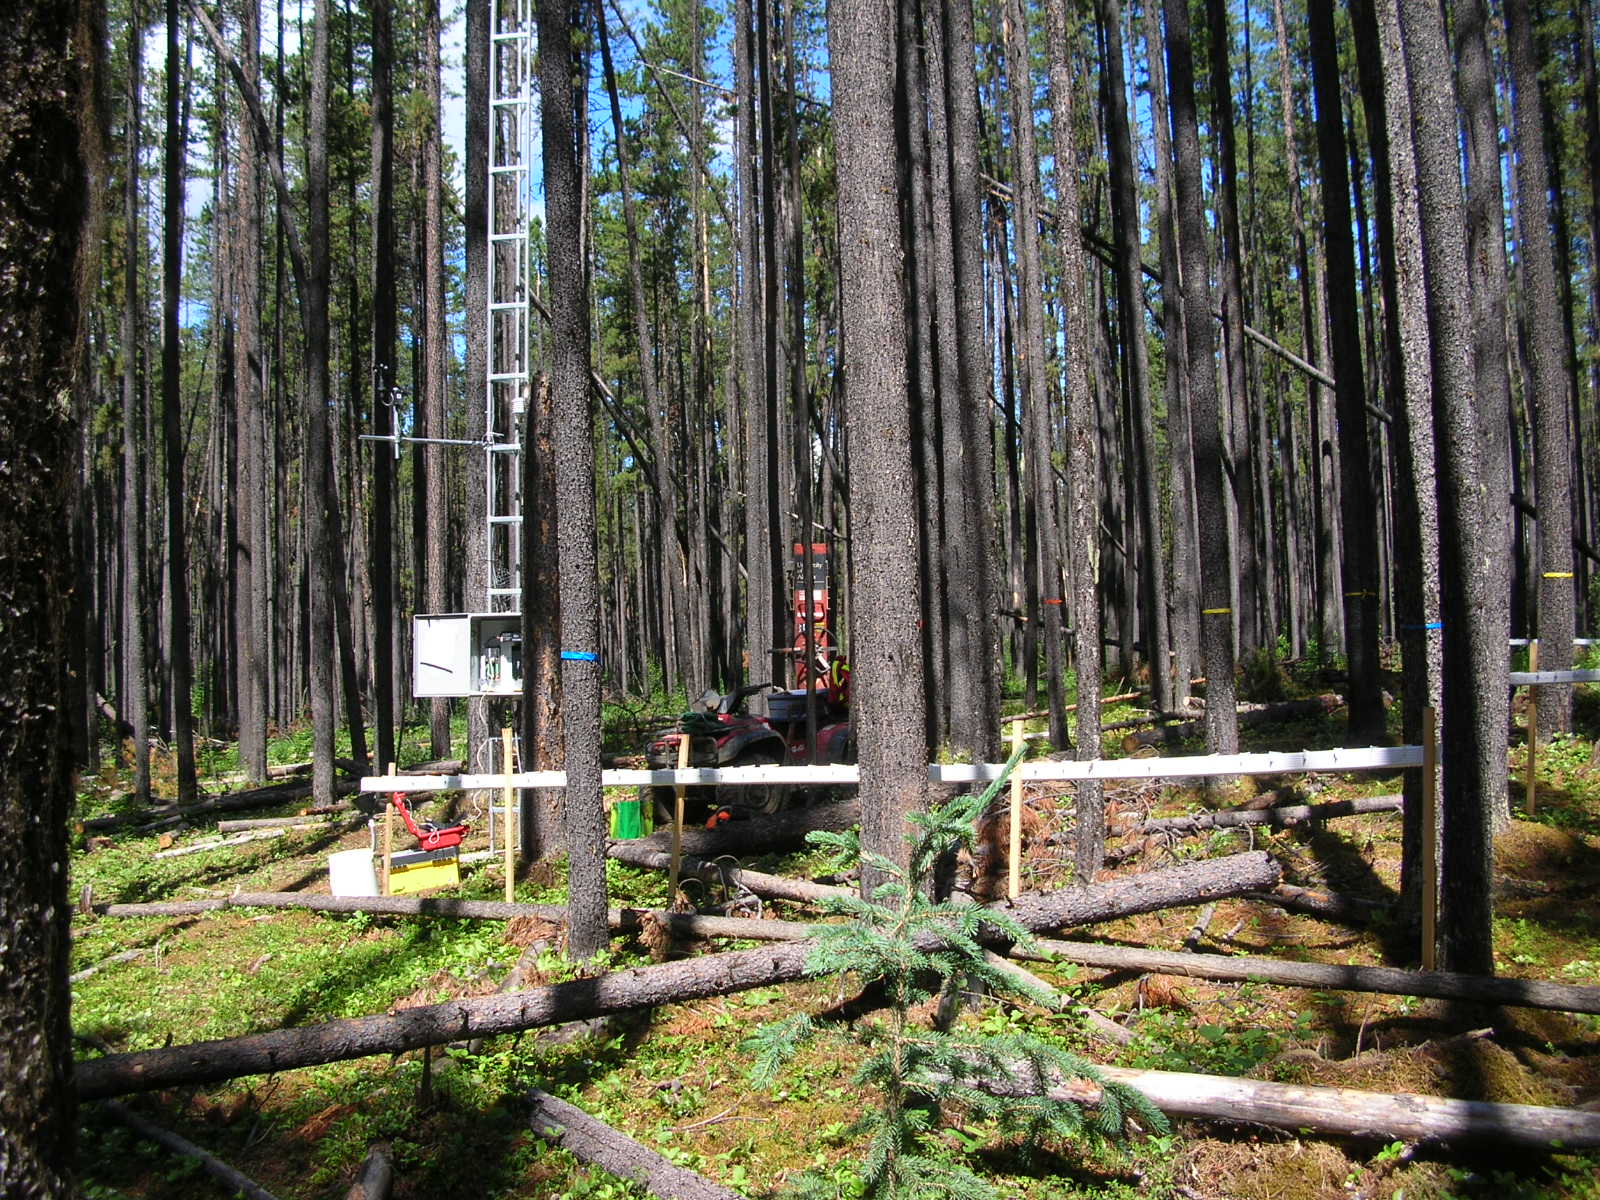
[68,664,1600,1198]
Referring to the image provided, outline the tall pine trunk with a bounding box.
[538,0,608,959]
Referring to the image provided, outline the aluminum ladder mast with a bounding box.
[486,0,534,614]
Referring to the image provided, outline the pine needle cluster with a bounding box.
[742,748,1168,1199]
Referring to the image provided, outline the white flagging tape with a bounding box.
[360,744,1423,794]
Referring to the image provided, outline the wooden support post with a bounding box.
[1421,708,1438,971]
[381,762,396,897]
[669,733,690,901]
[1526,641,1539,816]
[501,728,516,903]
[1009,717,1025,900]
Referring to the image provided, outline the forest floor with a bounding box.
[67,665,1600,1200]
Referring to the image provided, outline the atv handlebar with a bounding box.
[720,681,779,714]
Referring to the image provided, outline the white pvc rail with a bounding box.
[1508,670,1600,686]
[360,744,1422,794]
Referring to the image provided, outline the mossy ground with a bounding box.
[70,676,1600,1199]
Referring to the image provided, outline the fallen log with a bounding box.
[344,1145,394,1200]
[1002,851,1282,934]
[1016,938,1600,1016]
[78,778,362,833]
[101,1100,281,1200]
[1117,794,1402,837]
[993,1060,1600,1151]
[71,948,149,983]
[607,840,853,907]
[152,829,289,859]
[83,891,819,943]
[1120,695,1344,752]
[74,941,816,1099]
[1250,882,1388,923]
[74,856,1284,1097]
[217,815,362,833]
[528,1090,745,1200]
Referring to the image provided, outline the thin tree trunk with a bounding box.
[122,13,151,805]
[1144,0,1196,707]
[1505,0,1576,734]
[1043,0,1105,881]
[1004,0,1069,752]
[1307,0,1384,740]
[1164,0,1238,754]
[162,0,196,805]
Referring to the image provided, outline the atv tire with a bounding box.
[719,750,788,818]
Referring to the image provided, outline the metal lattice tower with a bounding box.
[486,0,534,613]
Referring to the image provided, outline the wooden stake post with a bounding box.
[669,732,690,901]
[1421,707,1438,971]
[1525,641,1539,816]
[1009,718,1025,901]
[381,762,396,897]
[501,728,517,904]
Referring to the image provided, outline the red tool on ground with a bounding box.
[389,792,469,851]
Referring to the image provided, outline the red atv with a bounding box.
[639,682,853,826]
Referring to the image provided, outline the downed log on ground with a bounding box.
[218,814,364,833]
[1116,794,1402,838]
[1250,882,1388,923]
[991,1060,1600,1151]
[78,778,361,833]
[1016,938,1600,1016]
[631,797,860,857]
[74,941,816,1099]
[528,1090,745,1200]
[84,891,813,944]
[607,841,853,907]
[152,829,290,859]
[101,1100,282,1200]
[1120,695,1344,752]
[344,1145,394,1200]
[79,763,464,834]
[1002,851,1282,934]
[74,855,1282,1097]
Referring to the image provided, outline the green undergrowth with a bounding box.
[69,676,1600,1199]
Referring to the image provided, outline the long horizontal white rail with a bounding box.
[359,745,1422,794]
[1508,670,1600,685]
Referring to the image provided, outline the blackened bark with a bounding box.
[121,16,151,805]
[1395,0,1499,974]
[236,0,268,785]
[1144,0,1197,707]
[162,0,196,804]
[0,0,93,1186]
[305,0,337,807]
[1307,0,1384,740]
[934,0,999,763]
[1358,0,1442,911]
[1043,0,1105,882]
[1163,0,1238,753]
[1003,0,1069,753]
[1204,0,1259,656]
[368,0,396,774]
[423,0,450,759]
[1505,0,1576,734]
[832,0,929,882]
[1453,0,1513,821]
[1100,0,1170,713]
[538,0,608,959]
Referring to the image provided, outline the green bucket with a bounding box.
[609,796,646,839]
